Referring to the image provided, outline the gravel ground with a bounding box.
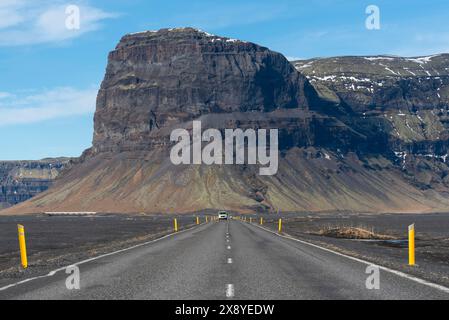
[248,212,449,287]
[0,213,209,287]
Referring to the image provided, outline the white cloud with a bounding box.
[0,1,117,46]
[0,0,24,29]
[0,92,13,99]
[0,86,97,126]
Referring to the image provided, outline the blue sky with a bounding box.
[1,0,448,160]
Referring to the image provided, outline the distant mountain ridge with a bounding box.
[3,29,449,214]
[293,54,449,113]
[0,159,70,209]
[293,54,449,193]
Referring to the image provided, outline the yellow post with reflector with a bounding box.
[174,218,178,232]
[408,224,415,266]
[278,219,282,233]
[17,224,28,269]
[250,217,252,223]
[196,216,200,225]
[260,217,263,225]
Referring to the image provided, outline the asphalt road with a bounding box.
[1,219,448,300]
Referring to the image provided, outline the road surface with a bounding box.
[1,219,448,299]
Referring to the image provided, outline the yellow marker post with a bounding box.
[278,219,282,233]
[250,217,252,223]
[196,216,200,225]
[174,218,178,232]
[17,224,28,269]
[260,217,263,225]
[408,224,415,266]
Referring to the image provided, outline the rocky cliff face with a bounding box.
[294,55,449,191]
[4,29,449,215]
[92,28,320,154]
[294,55,449,113]
[0,159,70,209]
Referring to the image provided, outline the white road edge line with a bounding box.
[247,221,449,294]
[226,284,234,298]
[0,222,208,292]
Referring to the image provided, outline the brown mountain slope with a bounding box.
[5,147,449,214]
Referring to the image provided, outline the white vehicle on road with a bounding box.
[218,211,228,220]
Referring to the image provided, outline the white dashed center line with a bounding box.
[227,258,233,264]
[227,245,231,250]
[226,284,235,298]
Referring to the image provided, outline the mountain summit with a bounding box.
[92,27,317,154]
[4,28,449,214]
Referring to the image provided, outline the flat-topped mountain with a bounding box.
[92,27,318,154]
[3,29,449,214]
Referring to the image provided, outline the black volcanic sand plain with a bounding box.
[1,212,449,289]
[0,213,205,287]
[257,212,449,287]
